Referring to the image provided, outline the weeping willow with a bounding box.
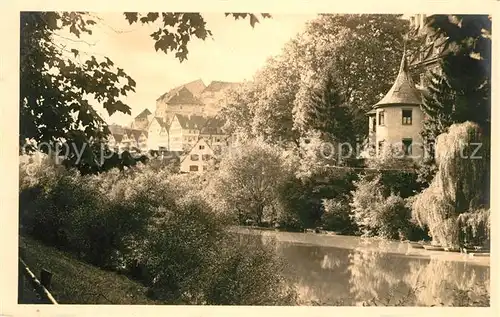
[412,122,490,248]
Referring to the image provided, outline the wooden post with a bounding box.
[40,269,53,290]
[18,246,26,303]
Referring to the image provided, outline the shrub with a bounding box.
[19,153,297,305]
[321,198,357,234]
[350,174,413,239]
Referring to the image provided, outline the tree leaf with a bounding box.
[124,12,138,24]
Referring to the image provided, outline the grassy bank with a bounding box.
[20,235,161,304]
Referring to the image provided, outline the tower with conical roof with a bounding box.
[367,48,425,158]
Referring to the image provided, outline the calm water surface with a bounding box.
[235,228,490,306]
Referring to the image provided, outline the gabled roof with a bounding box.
[179,138,215,164]
[174,114,208,130]
[111,134,123,143]
[200,117,225,135]
[149,117,167,129]
[135,108,152,119]
[126,129,146,141]
[373,51,422,108]
[201,81,241,94]
[156,79,206,102]
[166,87,204,105]
[107,124,126,135]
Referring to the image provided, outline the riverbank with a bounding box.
[230,226,490,267]
[19,236,159,304]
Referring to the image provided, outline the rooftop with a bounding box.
[373,50,422,108]
[156,79,206,102]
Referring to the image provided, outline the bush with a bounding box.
[321,198,357,234]
[19,153,297,305]
[350,174,414,239]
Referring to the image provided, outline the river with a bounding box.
[233,227,490,306]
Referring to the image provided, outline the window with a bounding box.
[191,154,199,161]
[371,117,376,132]
[199,145,205,150]
[189,165,198,172]
[378,111,385,126]
[402,138,413,156]
[402,109,413,125]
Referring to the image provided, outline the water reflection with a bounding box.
[241,230,490,306]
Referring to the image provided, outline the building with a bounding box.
[407,14,447,88]
[130,108,153,131]
[155,79,207,122]
[168,114,228,153]
[179,138,217,173]
[146,117,169,151]
[366,14,448,159]
[367,51,425,158]
[106,125,149,154]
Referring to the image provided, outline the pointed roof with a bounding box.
[156,79,206,102]
[135,108,152,119]
[373,50,422,108]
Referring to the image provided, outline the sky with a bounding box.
[54,13,318,126]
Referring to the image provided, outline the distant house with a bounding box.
[198,116,231,155]
[168,114,209,152]
[147,117,169,151]
[128,129,148,153]
[155,79,207,122]
[105,123,149,154]
[168,114,229,153]
[180,138,217,173]
[107,133,123,152]
[407,14,447,88]
[130,108,153,131]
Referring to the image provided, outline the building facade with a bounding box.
[179,138,217,173]
[368,52,425,158]
[367,14,446,160]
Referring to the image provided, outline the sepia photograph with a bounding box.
[2,2,495,314]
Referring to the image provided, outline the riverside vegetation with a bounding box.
[19,120,490,304]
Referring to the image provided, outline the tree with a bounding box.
[218,82,256,140]
[207,139,289,225]
[222,14,415,150]
[123,13,271,62]
[418,14,491,184]
[411,122,490,248]
[293,70,358,148]
[293,14,416,139]
[20,12,270,172]
[20,12,135,150]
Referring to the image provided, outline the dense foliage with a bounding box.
[19,154,296,304]
[220,14,412,146]
[418,15,491,183]
[411,122,490,248]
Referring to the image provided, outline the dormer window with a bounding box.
[378,111,385,126]
[402,109,413,125]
